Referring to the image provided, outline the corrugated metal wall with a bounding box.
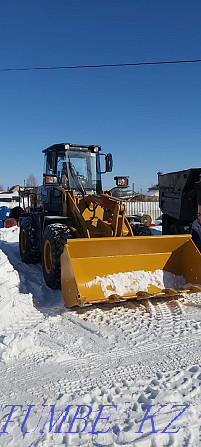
[125,201,161,222]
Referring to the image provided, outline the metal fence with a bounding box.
[125,200,161,222]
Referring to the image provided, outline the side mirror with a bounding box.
[106,153,113,172]
[97,153,113,174]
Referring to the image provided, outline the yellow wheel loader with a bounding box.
[19,143,201,307]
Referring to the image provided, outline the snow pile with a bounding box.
[0,248,35,331]
[0,236,46,362]
[0,225,19,242]
[86,269,186,297]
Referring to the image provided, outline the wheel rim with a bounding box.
[43,239,52,274]
[20,228,26,254]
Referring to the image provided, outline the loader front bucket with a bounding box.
[60,235,201,307]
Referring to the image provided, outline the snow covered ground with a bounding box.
[1,227,201,446]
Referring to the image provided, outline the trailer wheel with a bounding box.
[19,217,40,263]
[42,224,72,289]
[130,224,152,236]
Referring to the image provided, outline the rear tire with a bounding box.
[19,217,40,263]
[42,223,72,289]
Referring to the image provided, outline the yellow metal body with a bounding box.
[43,239,52,274]
[62,191,133,238]
[61,234,201,307]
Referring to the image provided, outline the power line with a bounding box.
[0,58,201,72]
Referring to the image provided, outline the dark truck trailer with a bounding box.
[158,168,201,251]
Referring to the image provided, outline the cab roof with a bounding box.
[42,143,101,153]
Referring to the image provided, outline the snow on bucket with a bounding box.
[61,234,201,307]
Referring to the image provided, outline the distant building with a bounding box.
[0,189,20,205]
[147,183,159,198]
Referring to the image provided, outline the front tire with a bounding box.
[42,224,72,289]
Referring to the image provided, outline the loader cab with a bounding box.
[43,143,113,195]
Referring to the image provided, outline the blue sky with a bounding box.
[0,0,201,192]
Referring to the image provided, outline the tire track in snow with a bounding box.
[2,329,201,402]
[1,228,201,446]
[75,296,201,354]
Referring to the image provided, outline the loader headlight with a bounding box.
[114,176,129,188]
[45,175,58,184]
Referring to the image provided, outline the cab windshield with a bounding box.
[57,149,101,194]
